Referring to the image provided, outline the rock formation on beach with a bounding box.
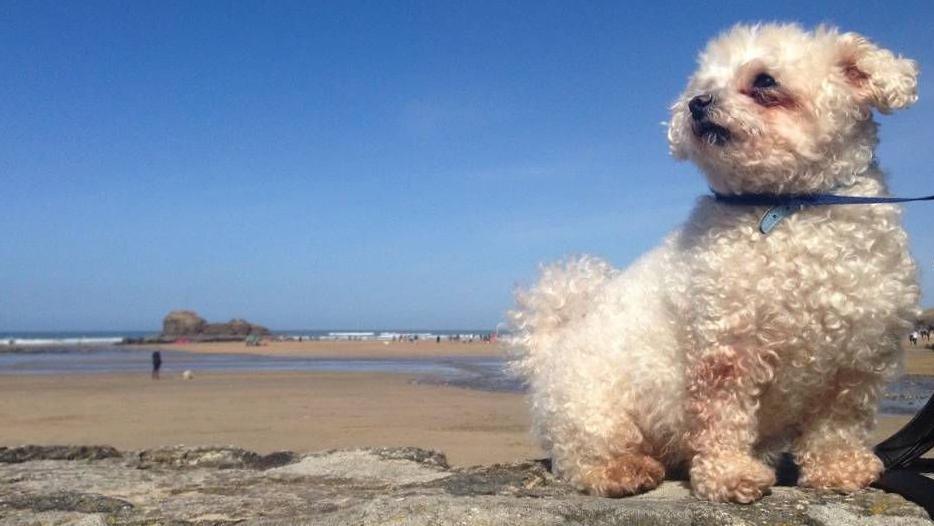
[161,310,206,336]
[157,310,269,342]
[0,444,930,525]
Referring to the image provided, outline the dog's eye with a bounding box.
[752,73,776,89]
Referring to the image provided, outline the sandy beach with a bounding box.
[904,346,934,376]
[0,370,539,467]
[2,339,931,466]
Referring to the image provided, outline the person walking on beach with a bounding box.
[151,351,162,380]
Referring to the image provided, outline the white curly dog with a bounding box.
[510,23,920,503]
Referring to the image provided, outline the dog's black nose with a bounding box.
[689,94,713,121]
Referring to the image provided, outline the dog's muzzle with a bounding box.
[689,94,713,121]
[689,94,731,146]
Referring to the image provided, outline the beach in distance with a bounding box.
[0,339,931,466]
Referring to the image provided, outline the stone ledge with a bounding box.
[0,445,929,525]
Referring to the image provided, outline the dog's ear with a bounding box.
[836,32,919,114]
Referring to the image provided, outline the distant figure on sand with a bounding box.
[151,351,162,380]
[910,331,919,346]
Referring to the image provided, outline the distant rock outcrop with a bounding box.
[201,318,264,337]
[0,444,929,525]
[161,310,206,337]
[158,310,269,342]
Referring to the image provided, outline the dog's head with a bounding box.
[668,24,918,194]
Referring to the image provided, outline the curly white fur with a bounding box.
[510,23,921,503]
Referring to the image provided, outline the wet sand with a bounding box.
[141,339,505,360]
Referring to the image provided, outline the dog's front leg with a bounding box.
[794,369,885,492]
[686,344,776,503]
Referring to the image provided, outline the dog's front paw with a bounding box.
[579,453,666,498]
[798,447,882,492]
[690,452,775,503]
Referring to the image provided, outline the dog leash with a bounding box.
[711,191,934,234]
[872,394,934,515]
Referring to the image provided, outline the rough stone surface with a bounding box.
[136,445,296,470]
[0,445,930,525]
[0,446,121,464]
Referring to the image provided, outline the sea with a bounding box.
[0,329,493,347]
[0,330,930,415]
[0,331,148,347]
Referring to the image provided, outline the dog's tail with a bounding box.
[507,255,616,371]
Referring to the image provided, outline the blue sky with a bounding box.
[1,1,932,331]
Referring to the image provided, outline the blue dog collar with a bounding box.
[757,204,801,234]
[711,190,934,235]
